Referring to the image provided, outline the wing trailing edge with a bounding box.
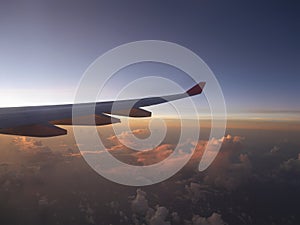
[0,123,67,137]
[109,108,152,118]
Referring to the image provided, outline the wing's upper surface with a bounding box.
[0,82,205,137]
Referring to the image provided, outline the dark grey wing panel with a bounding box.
[50,114,120,126]
[0,123,67,137]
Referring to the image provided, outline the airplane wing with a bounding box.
[0,82,205,137]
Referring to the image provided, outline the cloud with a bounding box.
[79,201,96,225]
[280,153,300,172]
[148,206,170,225]
[171,212,180,224]
[99,129,191,166]
[79,132,252,191]
[107,129,152,150]
[204,153,252,191]
[130,189,172,225]
[3,127,300,225]
[131,189,150,215]
[270,145,280,153]
[128,188,228,225]
[10,137,68,171]
[38,196,49,207]
[188,134,245,165]
[224,134,245,143]
[86,132,250,188]
[191,213,226,225]
[12,137,51,153]
[194,134,252,191]
[135,144,174,165]
[184,182,212,203]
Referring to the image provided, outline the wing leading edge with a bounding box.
[0,82,205,137]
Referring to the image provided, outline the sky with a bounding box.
[0,0,299,118]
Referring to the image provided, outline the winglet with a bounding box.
[186,82,206,96]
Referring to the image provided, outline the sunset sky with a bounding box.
[0,0,299,119]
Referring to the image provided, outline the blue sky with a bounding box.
[0,0,299,117]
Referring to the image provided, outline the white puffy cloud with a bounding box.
[130,189,172,225]
[148,206,170,225]
[128,188,228,225]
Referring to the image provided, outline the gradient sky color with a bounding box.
[0,0,299,118]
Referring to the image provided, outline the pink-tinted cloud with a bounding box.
[135,144,174,165]
[12,137,51,153]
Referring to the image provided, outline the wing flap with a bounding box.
[0,123,67,137]
[109,108,152,118]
